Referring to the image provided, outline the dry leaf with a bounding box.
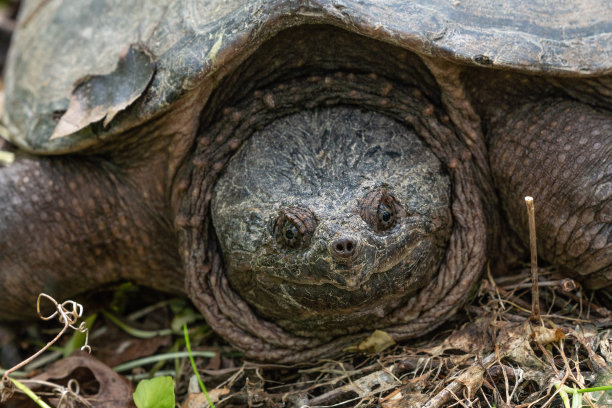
[182,387,230,408]
[497,321,545,368]
[32,350,133,408]
[426,315,493,356]
[357,329,396,354]
[381,387,429,408]
[96,333,171,368]
[456,365,485,399]
[531,325,565,345]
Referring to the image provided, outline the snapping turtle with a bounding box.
[0,0,611,362]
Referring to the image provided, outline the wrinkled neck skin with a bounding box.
[3,21,610,363]
[178,25,612,362]
[0,113,186,320]
[178,26,493,361]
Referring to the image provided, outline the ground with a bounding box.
[0,264,611,407]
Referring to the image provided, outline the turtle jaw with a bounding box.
[308,224,433,292]
[324,262,369,291]
[219,217,446,335]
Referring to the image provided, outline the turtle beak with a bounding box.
[328,265,369,290]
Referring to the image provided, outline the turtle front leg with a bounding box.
[491,99,612,288]
[0,154,183,320]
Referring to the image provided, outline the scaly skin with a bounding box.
[178,29,492,361]
[0,131,185,320]
[0,25,610,362]
[491,100,612,288]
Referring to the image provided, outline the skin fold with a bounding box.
[0,25,610,361]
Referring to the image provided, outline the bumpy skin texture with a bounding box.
[0,0,611,362]
[179,28,492,361]
[212,107,452,337]
[490,101,612,288]
[0,129,184,321]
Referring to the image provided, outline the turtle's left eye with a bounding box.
[281,221,300,247]
[359,190,403,233]
[274,207,317,249]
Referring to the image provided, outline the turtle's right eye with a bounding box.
[274,207,317,249]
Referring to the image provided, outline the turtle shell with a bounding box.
[2,0,611,154]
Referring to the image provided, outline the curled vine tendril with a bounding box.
[1,293,91,401]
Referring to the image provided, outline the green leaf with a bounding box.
[133,376,175,408]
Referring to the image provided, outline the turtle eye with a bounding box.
[274,207,317,249]
[377,201,396,231]
[360,190,402,233]
[281,221,300,246]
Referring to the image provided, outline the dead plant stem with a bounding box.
[525,196,541,321]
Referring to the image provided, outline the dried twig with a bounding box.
[305,364,400,406]
[1,294,91,402]
[422,353,497,408]
[525,196,541,322]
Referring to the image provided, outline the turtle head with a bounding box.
[212,107,452,336]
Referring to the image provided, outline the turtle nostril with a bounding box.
[331,237,358,259]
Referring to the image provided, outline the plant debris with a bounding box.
[176,268,611,408]
[1,270,610,407]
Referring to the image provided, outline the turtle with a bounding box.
[0,0,611,363]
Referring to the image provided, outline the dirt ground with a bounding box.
[0,264,610,407]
